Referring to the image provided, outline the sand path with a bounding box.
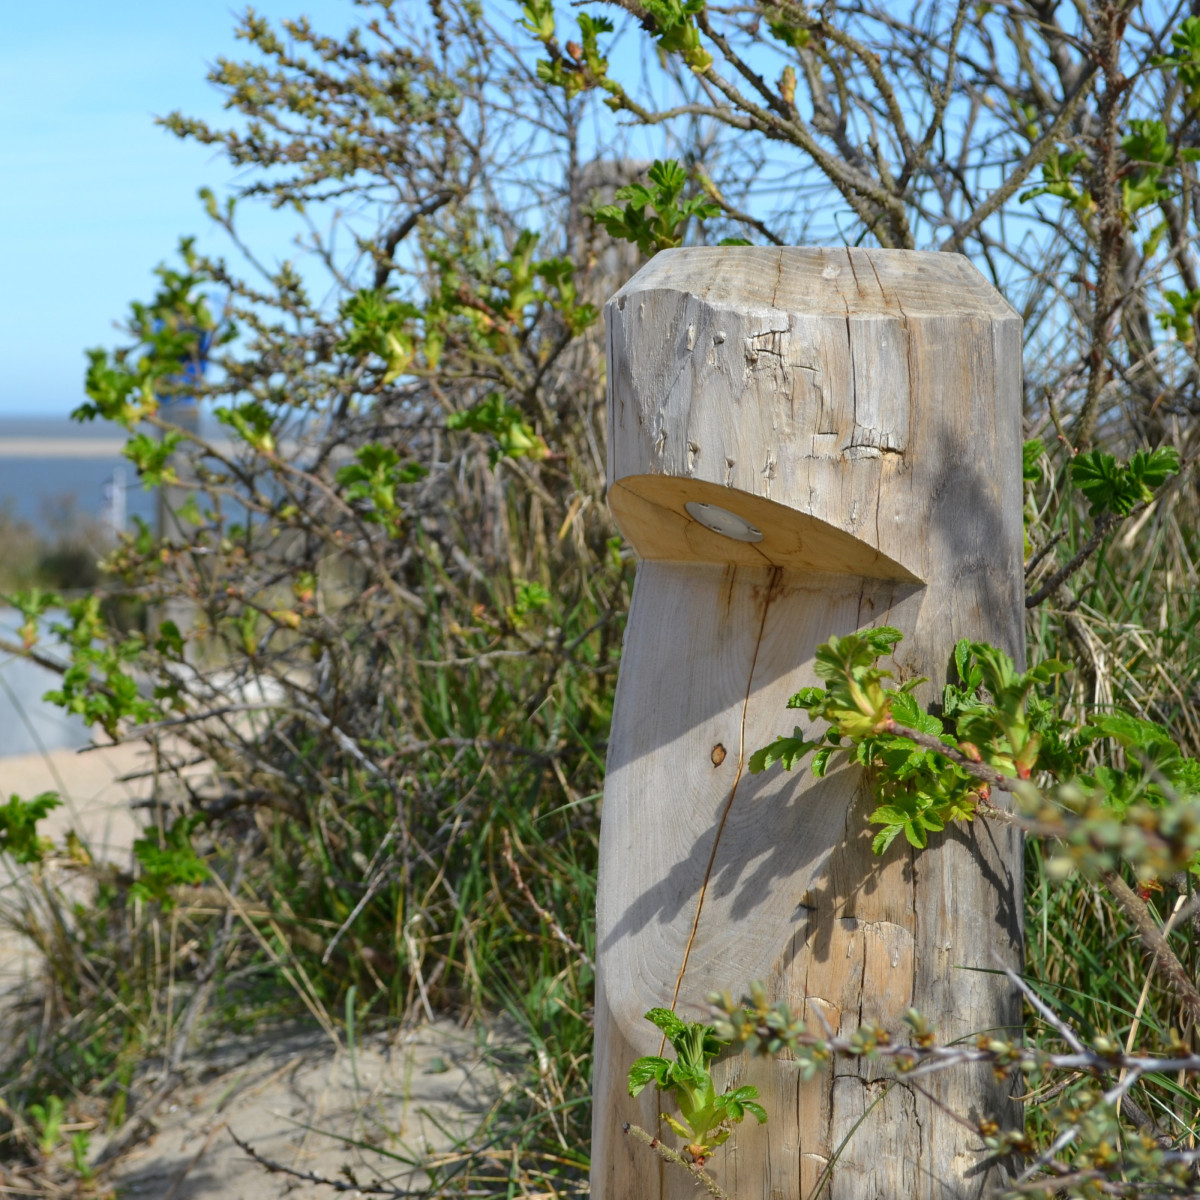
[0,744,512,1197]
[0,741,148,995]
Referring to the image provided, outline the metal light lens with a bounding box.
[684,500,764,543]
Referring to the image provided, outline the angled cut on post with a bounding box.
[593,247,1024,1200]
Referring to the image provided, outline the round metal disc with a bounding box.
[684,500,764,543]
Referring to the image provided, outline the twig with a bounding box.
[229,1131,417,1195]
[160,1119,228,1200]
[501,829,594,970]
[1026,511,1119,607]
[1015,1041,1144,1187]
[95,852,249,1168]
[695,167,786,245]
[321,820,404,965]
[1103,872,1200,1028]
[623,1123,731,1199]
[1027,453,1195,609]
[372,189,458,290]
[1024,530,1067,577]
[999,960,1086,1054]
[722,1006,1200,1079]
[884,721,1022,797]
[940,60,1099,251]
[1115,891,1185,1136]
[0,636,69,676]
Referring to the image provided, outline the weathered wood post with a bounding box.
[593,247,1025,1199]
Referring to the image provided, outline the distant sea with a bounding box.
[0,416,158,534]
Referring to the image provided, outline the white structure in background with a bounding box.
[103,464,127,540]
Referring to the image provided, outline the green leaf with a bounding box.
[519,0,556,41]
[767,17,810,48]
[337,287,420,382]
[644,1007,688,1041]
[890,691,943,736]
[29,1096,64,1156]
[446,394,547,465]
[1069,450,1120,514]
[628,1055,672,1096]
[0,792,62,864]
[512,580,550,615]
[1088,712,1175,752]
[724,1084,761,1107]
[1120,120,1176,217]
[613,183,652,208]
[872,824,904,855]
[215,401,276,455]
[1071,447,1178,517]
[863,626,904,655]
[591,159,721,256]
[1018,147,1093,214]
[155,620,186,661]
[1158,288,1200,342]
[869,805,913,826]
[335,442,426,530]
[662,1113,693,1141]
[1174,758,1200,797]
[811,745,836,777]
[1025,658,1070,684]
[124,430,183,486]
[131,815,210,908]
[1022,438,1044,485]
[1129,446,1180,494]
[642,0,713,71]
[578,13,614,38]
[715,1084,763,1118]
[647,158,687,197]
[953,638,983,690]
[1155,17,1200,106]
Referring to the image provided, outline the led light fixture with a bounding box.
[684,500,764,543]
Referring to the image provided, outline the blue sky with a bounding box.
[0,1,358,416]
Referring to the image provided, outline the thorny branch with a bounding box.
[623,1124,731,1199]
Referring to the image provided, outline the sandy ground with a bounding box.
[0,744,515,1198]
[0,741,150,996]
[106,1021,511,1199]
[0,740,148,856]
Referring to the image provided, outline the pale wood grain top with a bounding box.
[610,246,1018,320]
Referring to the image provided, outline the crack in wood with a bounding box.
[666,569,781,1025]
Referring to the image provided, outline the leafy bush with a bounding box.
[2,0,1200,1196]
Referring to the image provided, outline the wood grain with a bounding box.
[594,248,1025,1199]
[608,475,919,581]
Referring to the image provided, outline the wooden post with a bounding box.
[593,247,1025,1199]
